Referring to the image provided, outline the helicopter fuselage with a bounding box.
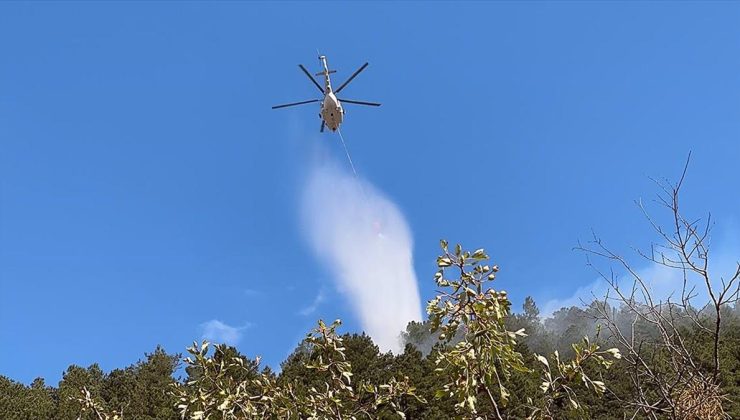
[318,56,344,132]
[321,92,343,132]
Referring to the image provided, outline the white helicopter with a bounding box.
[272,55,381,132]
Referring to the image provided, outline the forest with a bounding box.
[2,180,739,420]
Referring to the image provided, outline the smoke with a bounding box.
[541,234,740,318]
[300,157,422,353]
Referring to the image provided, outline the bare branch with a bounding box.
[576,158,733,418]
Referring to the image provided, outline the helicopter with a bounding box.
[272,55,381,132]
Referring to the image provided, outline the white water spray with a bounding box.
[301,153,422,353]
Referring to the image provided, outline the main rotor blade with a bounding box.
[335,62,369,93]
[272,99,320,109]
[299,64,324,93]
[338,98,381,107]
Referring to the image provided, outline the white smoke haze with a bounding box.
[542,238,739,317]
[301,158,422,353]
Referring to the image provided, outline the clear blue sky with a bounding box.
[1,2,738,384]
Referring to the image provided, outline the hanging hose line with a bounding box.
[336,127,370,204]
[337,128,359,179]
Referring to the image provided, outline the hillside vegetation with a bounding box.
[2,179,738,419]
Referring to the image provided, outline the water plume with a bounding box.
[301,157,422,353]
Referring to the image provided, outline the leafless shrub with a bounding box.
[576,154,739,419]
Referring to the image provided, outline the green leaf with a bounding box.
[472,249,487,259]
[540,381,550,392]
[466,395,477,411]
[437,257,453,267]
[592,380,606,394]
[500,384,510,405]
[536,354,549,368]
[606,348,622,359]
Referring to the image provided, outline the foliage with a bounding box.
[173,319,424,419]
[427,241,528,417]
[74,387,123,420]
[0,376,55,420]
[0,237,736,419]
[427,241,620,419]
[1,299,737,419]
[530,334,620,419]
